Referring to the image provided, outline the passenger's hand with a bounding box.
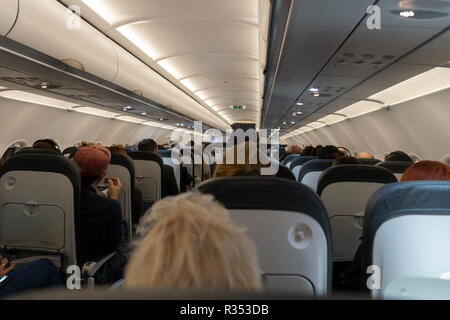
[0,255,15,277]
[106,178,122,200]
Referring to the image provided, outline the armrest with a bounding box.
[82,252,116,278]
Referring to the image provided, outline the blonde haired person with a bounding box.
[125,191,262,291]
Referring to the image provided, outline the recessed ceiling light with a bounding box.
[283,121,287,125]
[296,111,303,115]
[313,92,320,97]
[41,82,48,89]
[309,87,319,92]
[399,10,415,18]
[141,112,147,116]
[296,102,304,106]
[290,121,295,124]
[159,118,164,121]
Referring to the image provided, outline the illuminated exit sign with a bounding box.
[232,105,244,110]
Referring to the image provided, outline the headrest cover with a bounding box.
[73,145,111,177]
[282,154,300,165]
[128,151,164,167]
[298,159,334,182]
[317,165,397,195]
[376,161,412,173]
[361,181,450,276]
[357,158,381,165]
[290,156,317,169]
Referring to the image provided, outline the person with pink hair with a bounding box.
[73,145,123,267]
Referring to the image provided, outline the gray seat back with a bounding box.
[128,152,163,205]
[376,161,412,181]
[0,149,81,268]
[361,181,450,299]
[198,177,332,297]
[290,156,317,180]
[317,165,397,261]
[298,159,334,191]
[282,154,300,168]
[102,153,134,242]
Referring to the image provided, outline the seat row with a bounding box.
[1,149,448,298]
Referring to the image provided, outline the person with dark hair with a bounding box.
[315,145,323,155]
[32,139,61,154]
[73,145,123,266]
[385,151,413,162]
[401,160,450,181]
[138,139,179,198]
[318,145,341,159]
[301,145,315,156]
[333,156,361,165]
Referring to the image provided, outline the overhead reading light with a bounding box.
[309,88,319,92]
[41,82,48,89]
[313,92,320,97]
[290,121,295,124]
[296,111,303,115]
[141,112,147,116]
[399,10,415,18]
[296,102,304,106]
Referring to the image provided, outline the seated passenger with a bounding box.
[73,145,123,265]
[357,151,374,159]
[401,160,450,181]
[0,257,62,298]
[213,142,267,178]
[333,156,361,165]
[315,145,323,155]
[124,192,262,291]
[301,145,315,156]
[385,151,413,162]
[318,145,341,159]
[279,145,301,162]
[138,139,179,197]
[32,139,61,154]
[338,147,351,157]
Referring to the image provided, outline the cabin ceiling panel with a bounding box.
[62,0,268,125]
[274,0,450,136]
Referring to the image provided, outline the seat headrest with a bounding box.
[110,153,135,174]
[376,161,412,173]
[361,181,450,271]
[16,147,61,156]
[317,165,397,195]
[197,176,330,233]
[276,165,295,180]
[289,156,317,169]
[197,176,333,288]
[357,158,381,165]
[128,151,164,167]
[298,159,334,182]
[281,153,300,165]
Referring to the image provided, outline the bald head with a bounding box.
[357,152,374,159]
